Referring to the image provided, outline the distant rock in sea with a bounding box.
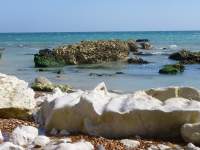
[169,49,200,64]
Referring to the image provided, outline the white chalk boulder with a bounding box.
[120,139,140,149]
[0,73,35,120]
[181,123,200,144]
[39,83,200,138]
[0,142,24,150]
[44,141,94,150]
[10,125,38,146]
[34,135,50,147]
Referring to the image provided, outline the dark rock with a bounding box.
[89,73,114,77]
[127,56,149,64]
[169,49,200,64]
[136,39,150,43]
[115,72,124,75]
[159,63,185,74]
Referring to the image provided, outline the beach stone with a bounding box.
[10,125,38,146]
[34,40,135,67]
[59,129,70,136]
[34,135,50,147]
[120,139,140,149]
[186,143,200,150]
[39,82,200,138]
[169,49,200,64]
[51,141,94,150]
[58,138,72,144]
[0,142,24,150]
[157,144,171,150]
[0,73,35,120]
[96,144,106,150]
[181,122,200,144]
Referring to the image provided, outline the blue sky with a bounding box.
[0,0,200,32]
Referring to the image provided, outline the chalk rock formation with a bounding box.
[0,73,35,120]
[181,123,200,145]
[39,83,200,138]
[10,125,38,146]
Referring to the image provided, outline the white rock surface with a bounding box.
[181,122,200,144]
[0,130,3,142]
[45,141,94,150]
[0,142,24,150]
[10,125,38,146]
[34,135,50,147]
[186,143,200,150]
[39,83,200,138]
[120,139,140,149]
[0,73,35,119]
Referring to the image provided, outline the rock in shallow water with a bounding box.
[38,82,200,138]
[169,49,200,64]
[0,73,35,120]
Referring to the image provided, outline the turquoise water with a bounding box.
[0,31,200,92]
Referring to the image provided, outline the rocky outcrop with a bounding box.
[169,50,200,64]
[0,73,35,120]
[34,40,133,67]
[127,56,149,64]
[38,83,200,138]
[159,63,185,74]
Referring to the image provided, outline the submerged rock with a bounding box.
[31,76,71,92]
[0,73,35,120]
[127,56,149,64]
[159,63,185,74]
[169,50,200,64]
[34,40,136,67]
[38,83,200,138]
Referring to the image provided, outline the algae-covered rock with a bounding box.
[159,63,185,74]
[34,40,137,67]
[169,49,200,64]
[31,77,71,92]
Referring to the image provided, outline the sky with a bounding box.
[0,0,200,32]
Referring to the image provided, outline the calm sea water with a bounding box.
[0,31,200,92]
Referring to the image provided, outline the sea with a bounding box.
[0,31,200,92]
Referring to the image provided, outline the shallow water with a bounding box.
[0,31,200,92]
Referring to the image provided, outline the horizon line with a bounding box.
[0,30,200,34]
